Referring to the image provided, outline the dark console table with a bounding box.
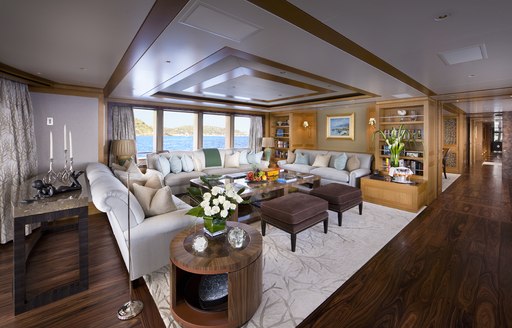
[12,175,89,314]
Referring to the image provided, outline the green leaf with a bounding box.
[186,206,204,217]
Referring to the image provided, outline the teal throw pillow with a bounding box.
[247,151,263,164]
[169,155,183,174]
[334,153,348,170]
[294,152,309,165]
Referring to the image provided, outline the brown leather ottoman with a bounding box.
[260,193,328,252]
[310,183,363,226]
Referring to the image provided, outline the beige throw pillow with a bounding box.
[346,156,361,171]
[286,150,296,164]
[144,174,163,189]
[132,184,177,217]
[225,152,240,168]
[312,154,331,167]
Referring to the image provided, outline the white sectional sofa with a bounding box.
[278,149,373,188]
[86,162,201,281]
[146,148,269,194]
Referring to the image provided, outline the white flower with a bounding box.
[200,200,210,208]
[211,186,222,196]
[225,183,233,191]
[226,190,235,198]
[223,200,231,209]
[218,195,226,204]
[235,195,243,203]
[212,205,220,214]
[204,206,213,216]
[220,209,228,218]
[230,203,237,210]
[203,192,212,200]
[212,198,219,205]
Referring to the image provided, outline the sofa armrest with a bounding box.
[349,168,371,187]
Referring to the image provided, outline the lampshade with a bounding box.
[111,139,136,157]
[262,137,274,148]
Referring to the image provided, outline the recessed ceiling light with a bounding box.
[468,74,476,78]
[79,67,88,71]
[434,13,450,21]
[392,93,412,99]
[165,60,171,64]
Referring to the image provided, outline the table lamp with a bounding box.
[262,137,274,161]
[112,139,136,165]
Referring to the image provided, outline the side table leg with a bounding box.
[78,209,89,289]
[13,220,26,314]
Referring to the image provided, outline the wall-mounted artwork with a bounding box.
[326,113,354,140]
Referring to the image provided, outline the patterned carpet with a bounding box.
[143,202,417,328]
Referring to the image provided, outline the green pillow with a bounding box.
[334,153,348,170]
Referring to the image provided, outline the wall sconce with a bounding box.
[368,118,376,126]
[303,120,309,128]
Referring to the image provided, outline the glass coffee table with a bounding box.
[189,171,321,222]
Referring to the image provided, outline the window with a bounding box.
[163,111,198,151]
[203,114,228,149]
[234,116,250,148]
[133,108,156,159]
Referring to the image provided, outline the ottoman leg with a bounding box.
[291,233,296,252]
[359,202,363,215]
[338,212,343,226]
[323,218,328,233]
[261,220,266,236]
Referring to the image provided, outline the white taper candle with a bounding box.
[69,131,73,158]
[64,124,67,150]
[50,131,53,159]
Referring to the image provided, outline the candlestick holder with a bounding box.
[43,159,58,185]
[57,150,71,184]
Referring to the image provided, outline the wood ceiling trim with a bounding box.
[103,0,189,97]
[0,62,54,87]
[248,0,437,97]
[147,47,376,100]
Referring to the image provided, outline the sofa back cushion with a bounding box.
[156,155,171,175]
[225,152,240,168]
[181,154,194,172]
[169,155,183,173]
[294,151,309,165]
[333,153,348,170]
[239,150,249,164]
[312,154,331,167]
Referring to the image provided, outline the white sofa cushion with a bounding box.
[156,155,171,175]
[310,167,350,183]
[312,154,331,167]
[334,153,348,170]
[247,151,263,164]
[239,150,249,164]
[133,184,177,217]
[181,154,194,172]
[225,152,240,168]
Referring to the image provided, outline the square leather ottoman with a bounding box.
[310,183,362,226]
[261,193,328,252]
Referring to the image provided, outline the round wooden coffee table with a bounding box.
[170,221,262,328]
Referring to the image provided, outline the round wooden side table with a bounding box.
[170,221,262,328]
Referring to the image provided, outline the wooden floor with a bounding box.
[1,161,510,327]
[299,162,512,327]
[0,214,164,328]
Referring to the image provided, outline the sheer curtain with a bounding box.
[0,78,38,244]
[108,104,136,165]
[249,116,263,152]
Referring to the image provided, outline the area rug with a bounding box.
[442,173,461,192]
[143,203,417,328]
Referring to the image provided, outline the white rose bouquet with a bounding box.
[186,176,246,236]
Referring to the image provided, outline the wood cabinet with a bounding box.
[361,176,426,212]
[374,97,437,204]
[269,111,316,161]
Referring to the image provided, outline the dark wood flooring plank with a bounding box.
[299,165,512,327]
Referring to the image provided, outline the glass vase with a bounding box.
[203,216,227,237]
[390,151,400,168]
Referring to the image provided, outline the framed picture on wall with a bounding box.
[326,113,354,140]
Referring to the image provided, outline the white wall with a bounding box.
[31,92,99,173]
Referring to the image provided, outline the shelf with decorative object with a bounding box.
[374,97,437,204]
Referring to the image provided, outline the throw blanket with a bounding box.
[203,148,222,167]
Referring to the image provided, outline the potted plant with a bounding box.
[373,125,417,168]
[186,176,247,236]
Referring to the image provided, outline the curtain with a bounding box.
[249,116,263,152]
[0,78,38,244]
[108,105,136,165]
